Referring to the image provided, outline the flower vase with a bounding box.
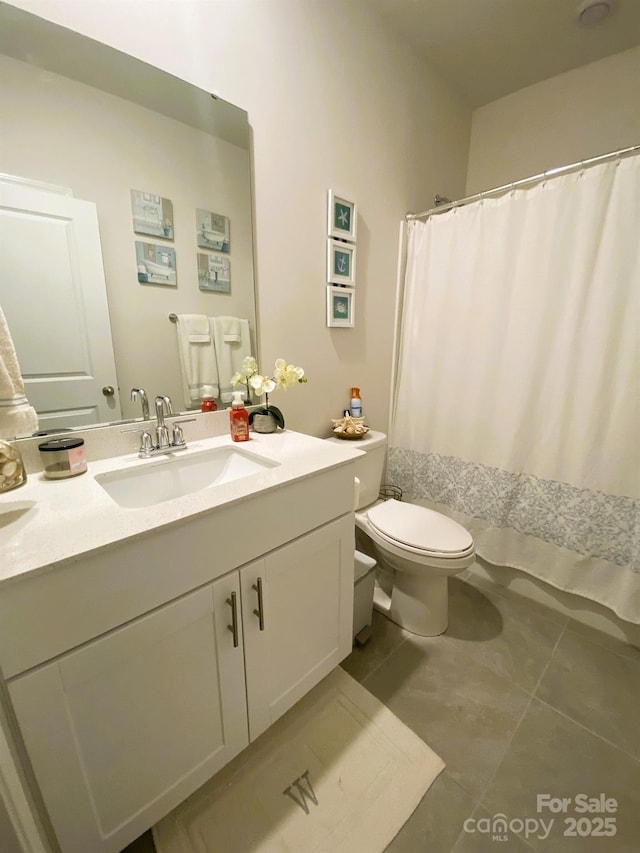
[252,412,278,434]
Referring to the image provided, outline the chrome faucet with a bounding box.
[122,394,194,458]
[154,395,173,449]
[130,387,150,420]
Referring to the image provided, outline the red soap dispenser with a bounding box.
[201,385,217,412]
[229,391,250,442]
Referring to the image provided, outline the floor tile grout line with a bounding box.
[446,792,538,853]
[357,632,412,688]
[531,622,640,764]
[532,695,640,766]
[530,617,569,697]
[475,619,569,811]
[563,622,640,663]
[432,773,489,853]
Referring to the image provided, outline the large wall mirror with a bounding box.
[0,3,257,438]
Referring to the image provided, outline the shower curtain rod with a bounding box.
[406,143,640,221]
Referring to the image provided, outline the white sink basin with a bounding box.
[95,446,279,508]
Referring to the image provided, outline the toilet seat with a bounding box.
[366,500,474,559]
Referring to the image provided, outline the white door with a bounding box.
[8,581,248,853]
[241,515,354,741]
[0,180,121,431]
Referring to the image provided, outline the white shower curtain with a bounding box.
[389,155,640,623]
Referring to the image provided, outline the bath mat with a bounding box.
[153,667,444,853]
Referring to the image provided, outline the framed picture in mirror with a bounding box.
[131,190,174,239]
[327,238,356,286]
[326,285,355,328]
[327,190,357,242]
[196,208,230,252]
[198,253,231,292]
[135,242,177,286]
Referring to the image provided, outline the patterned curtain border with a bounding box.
[387,446,639,570]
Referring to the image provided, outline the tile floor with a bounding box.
[124,573,640,853]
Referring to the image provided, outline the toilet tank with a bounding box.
[325,429,387,510]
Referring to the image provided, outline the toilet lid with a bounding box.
[367,500,473,555]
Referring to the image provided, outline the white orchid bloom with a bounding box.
[240,356,258,378]
[249,374,276,396]
[233,356,306,413]
[231,356,258,388]
[273,358,305,389]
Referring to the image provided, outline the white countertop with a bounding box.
[0,430,363,586]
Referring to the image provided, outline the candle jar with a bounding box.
[38,437,87,480]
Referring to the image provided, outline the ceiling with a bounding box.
[366,0,640,107]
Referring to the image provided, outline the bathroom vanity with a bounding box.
[0,428,361,853]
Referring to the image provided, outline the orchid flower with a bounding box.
[230,356,307,428]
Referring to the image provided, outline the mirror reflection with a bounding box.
[0,5,257,438]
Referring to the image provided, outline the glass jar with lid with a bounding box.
[38,437,87,480]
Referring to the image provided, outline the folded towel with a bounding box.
[210,316,252,403]
[219,316,241,343]
[0,306,38,438]
[174,314,219,408]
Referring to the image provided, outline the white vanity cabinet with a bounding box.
[240,515,353,741]
[3,504,354,853]
[7,575,249,853]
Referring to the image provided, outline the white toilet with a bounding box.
[327,430,475,636]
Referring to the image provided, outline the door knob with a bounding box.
[102,385,115,397]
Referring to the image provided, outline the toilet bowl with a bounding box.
[326,430,475,636]
[357,498,474,635]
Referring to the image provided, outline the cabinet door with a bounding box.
[241,514,354,740]
[8,579,248,853]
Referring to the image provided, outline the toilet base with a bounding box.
[373,571,449,637]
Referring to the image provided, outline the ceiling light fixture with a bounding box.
[576,0,618,27]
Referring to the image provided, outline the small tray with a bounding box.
[333,431,368,440]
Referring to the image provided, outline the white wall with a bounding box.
[8,0,471,436]
[467,46,640,194]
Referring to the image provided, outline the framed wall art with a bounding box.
[327,238,356,286]
[131,190,174,239]
[326,285,355,328]
[135,241,177,286]
[327,190,357,242]
[196,208,230,252]
[197,253,231,293]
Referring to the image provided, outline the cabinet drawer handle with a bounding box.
[226,591,239,647]
[252,578,265,631]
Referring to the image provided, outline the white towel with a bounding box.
[220,317,241,342]
[0,306,38,438]
[210,316,252,403]
[174,314,219,408]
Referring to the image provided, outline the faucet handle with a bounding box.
[140,430,154,455]
[172,423,185,447]
[171,417,196,447]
